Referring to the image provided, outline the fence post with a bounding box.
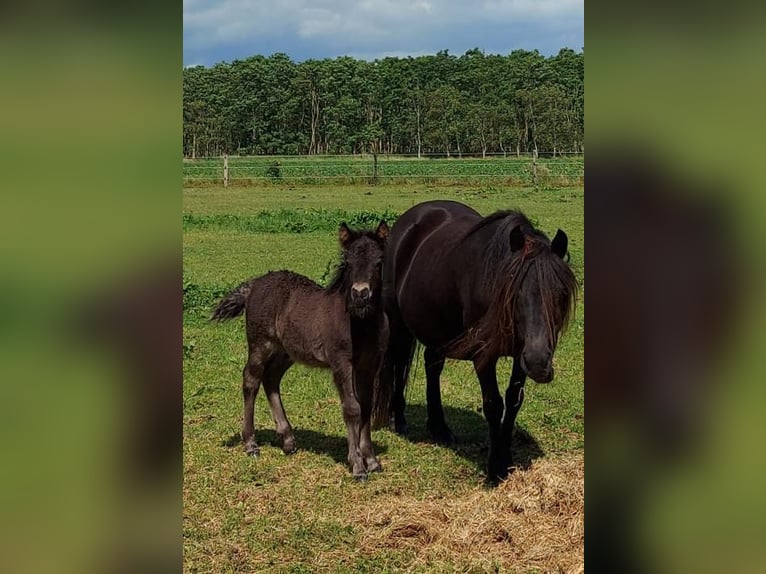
[372,153,378,185]
[531,148,538,186]
[223,154,229,187]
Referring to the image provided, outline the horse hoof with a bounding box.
[390,415,408,436]
[366,461,383,473]
[487,461,510,484]
[282,443,297,455]
[430,427,456,447]
[353,473,368,483]
[245,446,260,458]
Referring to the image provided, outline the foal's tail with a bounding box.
[210,280,251,321]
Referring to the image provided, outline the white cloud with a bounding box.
[183,0,583,65]
[481,0,581,19]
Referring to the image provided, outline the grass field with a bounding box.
[183,180,584,572]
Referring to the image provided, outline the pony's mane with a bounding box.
[325,229,384,294]
[446,210,578,367]
[463,210,542,276]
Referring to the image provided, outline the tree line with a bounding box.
[183,48,583,158]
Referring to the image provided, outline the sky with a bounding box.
[183,0,583,67]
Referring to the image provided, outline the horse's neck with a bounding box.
[453,216,498,262]
[452,220,502,302]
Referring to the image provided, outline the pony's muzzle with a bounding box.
[521,350,554,383]
[351,282,371,300]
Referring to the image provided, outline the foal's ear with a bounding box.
[338,222,352,246]
[375,220,389,241]
[509,225,525,252]
[551,229,568,259]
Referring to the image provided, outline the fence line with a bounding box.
[182,153,584,187]
[183,152,584,161]
[182,161,584,170]
[183,174,582,180]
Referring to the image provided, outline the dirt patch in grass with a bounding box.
[353,453,583,573]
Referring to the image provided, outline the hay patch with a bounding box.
[353,453,583,573]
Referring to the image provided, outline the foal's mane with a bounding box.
[447,210,578,367]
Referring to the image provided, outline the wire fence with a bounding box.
[182,152,584,188]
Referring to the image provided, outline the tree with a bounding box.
[182,48,584,157]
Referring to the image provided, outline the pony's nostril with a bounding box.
[522,351,551,374]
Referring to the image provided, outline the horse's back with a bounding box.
[246,270,320,310]
[245,270,346,367]
[391,200,480,237]
[387,200,479,277]
[384,200,481,348]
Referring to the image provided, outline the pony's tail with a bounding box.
[210,280,251,322]
[371,322,417,429]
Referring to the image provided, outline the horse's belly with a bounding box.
[275,315,330,368]
[398,287,463,349]
[290,352,326,368]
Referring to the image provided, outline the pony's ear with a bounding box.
[338,222,352,246]
[551,229,568,259]
[509,225,525,252]
[375,220,389,241]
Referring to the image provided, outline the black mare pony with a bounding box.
[381,200,577,482]
[211,221,391,480]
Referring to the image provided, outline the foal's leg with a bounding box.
[242,350,267,457]
[500,358,527,468]
[425,347,455,446]
[331,362,367,480]
[262,353,296,454]
[355,363,382,473]
[473,357,508,482]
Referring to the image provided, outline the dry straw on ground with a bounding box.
[354,453,584,573]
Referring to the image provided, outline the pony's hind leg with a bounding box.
[242,351,266,457]
[424,347,455,446]
[262,353,296,454]
[383,318,415,436]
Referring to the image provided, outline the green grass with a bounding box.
[183,208,403,234]
[183,182,583,572]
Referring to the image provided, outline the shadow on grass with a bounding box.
[222,428,388,466]
[219,403,543,479]
[396,402,545,474]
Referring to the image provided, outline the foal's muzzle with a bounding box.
[349,282,374,317]
[352,282,371,300]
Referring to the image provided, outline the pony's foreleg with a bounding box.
[501,358,527,466]
[332,363,367,480]
[355,364,382,473]
[473,357,508,482]
[242,353,265,457]
[425,347,455,446]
